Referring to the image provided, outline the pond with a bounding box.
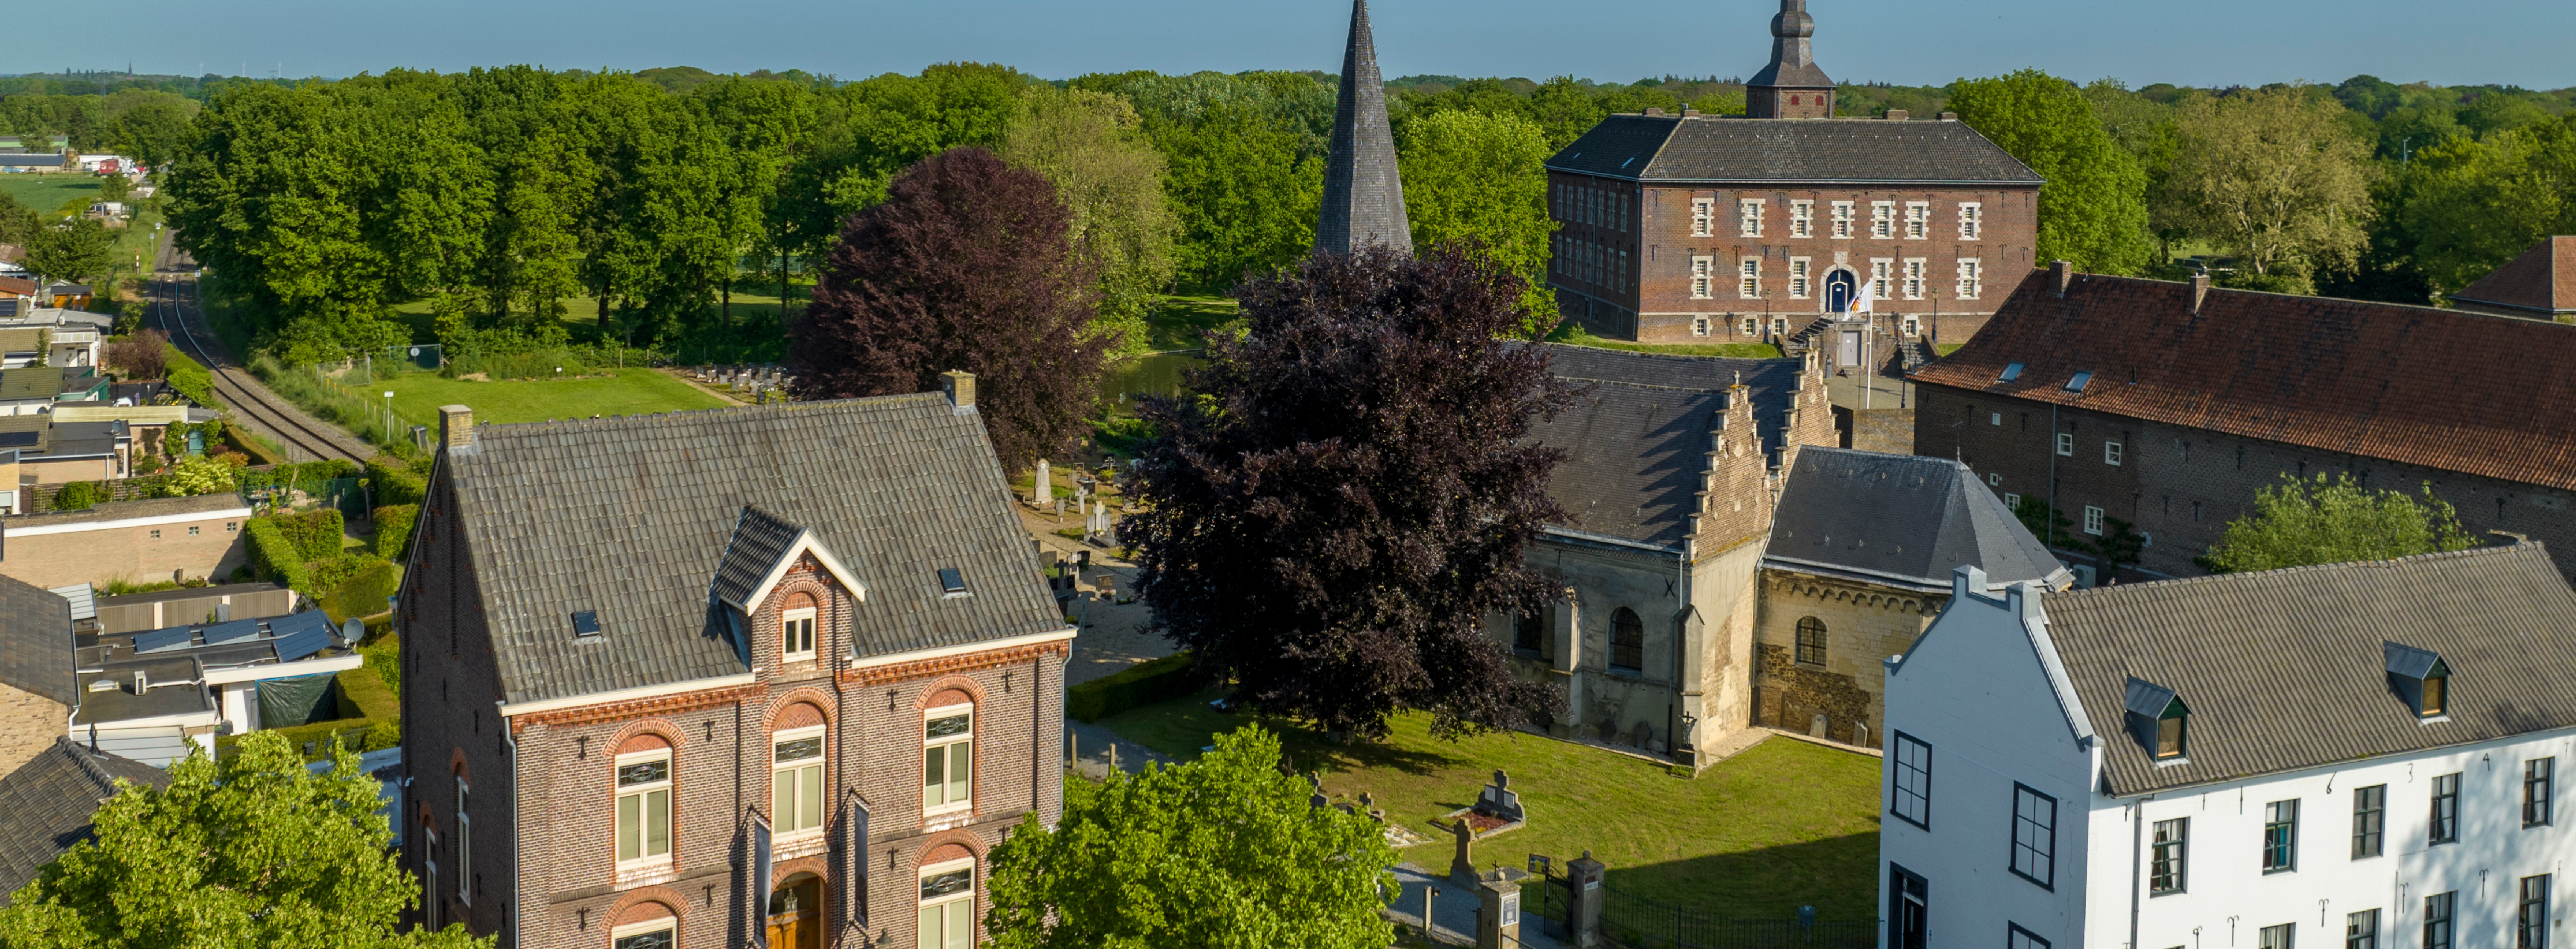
[1097,350,1205,407]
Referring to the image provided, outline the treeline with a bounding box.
[0,88,198,166]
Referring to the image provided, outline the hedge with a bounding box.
[319,561,401,624]
[163,343,218,408]
[336,662,399,720]
[1067,652,1198,722]
[242,518,311,592]
[269,509,346,561]
[366,455,426,508]
[373,504,417,559]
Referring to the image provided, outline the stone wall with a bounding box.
[0,682,64,776]
[1751,570,1944,747]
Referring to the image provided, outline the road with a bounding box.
[149,240,375,465]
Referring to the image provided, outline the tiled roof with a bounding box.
[1911,269,2576,493]
[1524,344,1803,546]
[1534,344,1803,452]
[0,328,40,353]
[0,367,53,401]
[0,277,32,297]
[0,572,73,705]
[2042,541,2576,795]
[2453,236,2575,315]
[1547,115,2043,185]
[441,394,1066,706]
[0,737,169,904]
[1767,447,2068,590]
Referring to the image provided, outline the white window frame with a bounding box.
[1869,259,1893,303]
[772,725,827,840]
[1870,201,1895,239]
[1690,198,1713,237]
[1901,258,1926,300]
[1829,201,1854,239]
[1741,317,1759,335]
[1957,259,1983,300]
[2105,441,2124,466]
[1738,257,1761,299]
[611,919,678,949]
[1689,256,1713,299]
[1691,317,1710,337]
[1904,201,1929,240]
[1958,202,1983,240]
[1788,257,1811,299]
[917,857,977,949]
[2055,432,2074,456]
[1738,198,1764,237]
[1790,200,1814,238]
[615,748,674,871]
[455,776,471,905]
[1770,315,1788,336]
[781,606,817,663]
[2084,505,2105,536]
[923,703,975,815]
[2005,492,2022,508]
[1903,315,1921,337]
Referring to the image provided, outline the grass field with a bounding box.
[1142,295,1240,352]
[0,174,103,218]
[1547,323,1787,359]
[381,368,727,426]
[1097,696,1883,917]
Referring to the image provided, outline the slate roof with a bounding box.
[709,505,804,609]
[2452,236,2575,316]
[0,572,74,706]
[1524,344,1803,547]
[1547,115,2044,185]
[0,737,169,904]
[1911,268,2576,494]
[1767,447,2068,591]
[440,394,1067,706]
[2041,541,2576,795]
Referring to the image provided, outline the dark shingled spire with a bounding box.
[1315,0,1411,256]
[1746,0,1836,119]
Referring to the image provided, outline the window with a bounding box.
[2154,709,2184,758]
[2105,441,2123,466]
[1869,259,1893,302]
[1619,250,1630,292]
[2066,371,2094,392]
[2005,493,2021,508]
[2421,671,2447,716]
[1899,258,1925,299]
[1990,413,2003,426]
[456,777,471,905]
[1742,317,1759,335]
[938,568,967,594]
[1904,202,1929,239]
[1957,259,1983,299]
[2429,773,2459,845]
[187,525,200,536]
[2519,875,2550,949]
[924,705,974,813]
[1692,317,1711,337]
[1871,201,1895,238]
[1794,617,1827,665]
[2261,924,2295,949]
[1903,315,1921,337]
[1999,361,2025,383]
[1890,733,1931,829]
[2150,818,2187,893]
[773,727,825,837]
[2009,923,2050,949]
[149,529,160,539]
[1989,473,2002,486]
[2010,784,2057,888]
[612,922,677,949]
[616,748,674,869]
[1959,202,1983,239]
[1691,198,1713,236]
[2528,758,2556,827]
[2348,909,2380,949]
[781,606,817,662]
[1739,257,1761,299]
[226,522,238,532]
[2352,784,2386,858]
[1740,199,1765,237]
[1690,256,1714,299]
[1609,608,1643,673]
[2263,799,2298,872]
[2083,506,2105,536]
[1513,614,1544,654]
[1830,201,1854,238]
[1789,257,1811,298]
[2055,432,2074,456]
[2423,892,2455,949]
[1791,200,1814,237]
[918,859,975,949]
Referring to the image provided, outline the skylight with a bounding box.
[1998,362,2024,383]
[938,569,967,595]
[571,611,602,638]
[2065,371,2094,393]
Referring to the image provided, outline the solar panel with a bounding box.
[131,627,195,654]
[274,627,330,663]
[200,619,261,645]
[265,611,334,642]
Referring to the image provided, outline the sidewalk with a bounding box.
[1018,501,1179,688]
[1384,863,1569,948]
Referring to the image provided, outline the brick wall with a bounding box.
[400,471,515,939]
[0,512,248,589]
[0,682,64,775]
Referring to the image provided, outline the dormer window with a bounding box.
[2124,677,2189,761]
[2385,642,2450,719]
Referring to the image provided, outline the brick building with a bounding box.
[2451,235,2574,321]
[399,375,1070,949]
[0,494,252,590]
[1913,262,2576,581]
[1544,0,2041,352]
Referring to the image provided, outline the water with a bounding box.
[1097,351,1204,406]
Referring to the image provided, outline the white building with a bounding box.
[1881,542,2573,949]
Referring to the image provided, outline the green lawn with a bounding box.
[381,368,727,426]
[1547,323,1786,359]
[1933,343,1965,356]
[0,174,103,218]
[1096,695,1883,918]
[1143,294,1240,352]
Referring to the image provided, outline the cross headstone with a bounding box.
[1308,772,1328,810]
[1448,818,1477,885]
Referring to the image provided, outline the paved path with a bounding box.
[1385,863,1569,948]
[1017,500,1176,687]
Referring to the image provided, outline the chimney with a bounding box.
[439,405,474,449]
[1885,109,1909,121]
[132,670,148,693]
[1937,111,1957,121]
[2050,260,2074,298]
[941,371,976,414]
[1680,108,1701,117]
[2190,273,2211,314]
[1643,107,1665,117]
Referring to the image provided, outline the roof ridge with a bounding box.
[1552,376,1734,394]
[474,392,947,437]
[55,737,120,793]
[2055,541,2536,601]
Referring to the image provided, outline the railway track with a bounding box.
[149,262,374,465]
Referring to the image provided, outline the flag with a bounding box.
[1854,278,1874,314]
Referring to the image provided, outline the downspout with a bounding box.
[2128,796,2146,949]
[504,717,520,948]
[1670,536,1689,760]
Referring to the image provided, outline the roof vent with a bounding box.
[570,611,603,639]
[1997,362,2024,383]
[2122,677,2188,760]
[2065,371,2093,393]
[938,568,967,595]
[86,678,115,693]
[2385,642,2449,719]
[132,670,148,693]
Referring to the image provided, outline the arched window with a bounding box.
[918,854,976,949]
[924,697,974,814]
[1795,617,1828,666]
[781,591,818,662]
[1609,608,1644,673]
[614,734,673,870]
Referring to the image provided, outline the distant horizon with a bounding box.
[0,0,2568,92]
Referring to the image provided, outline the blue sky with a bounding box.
[9,0,2571,90]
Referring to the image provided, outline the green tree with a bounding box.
[102,90,198,170]
[25,218,117,285]
[2396,115,2576,297]
[984,725,1397,949]
[2199,473,2476,574]
[1086,72,1326,291]
[0,732,488,949]
[999,87,1179,356]
[2169,85,2378,290]
[0,192,36,249]
[1946,69,2153,275]
[160,453,239,496]
[1397,110,1557,328]
[96,172,133,204]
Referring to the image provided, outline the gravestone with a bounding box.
[1448,818,1477,885]
[1630,722,1653,750]
[1473,770,1524,824]
[1308,772,1328,810]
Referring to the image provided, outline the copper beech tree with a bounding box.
[788,146,1107,472]
[1124,245,1573,740]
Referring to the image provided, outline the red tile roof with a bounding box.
[1913,268,2576,492]
[0,276,33,298]
[2453,236,2575,315]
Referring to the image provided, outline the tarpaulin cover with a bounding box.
[257,673,339,728]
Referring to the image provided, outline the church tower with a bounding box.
[1314,0,1411,255]
[1744,0,1836,119]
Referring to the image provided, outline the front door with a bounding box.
[1839,330,1861,368]
[1825,269,1857,312]
[765,875,821,949]
[1889,864,1928,949]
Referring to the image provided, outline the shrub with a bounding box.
[50,481,107,511]
[1066,652,1198,722]
[360,719,401,752]
[269,509,346,560]
[106,328,169,380]
[361,634,401,694]
[319,560,400,624]
[365,455,426,507]
[308,553,385,595]
[163,343,217,407]
[242,518,311,592]
[161,454,239,496]
[372,504,417,559]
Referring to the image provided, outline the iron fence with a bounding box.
[1523,857,1877,949]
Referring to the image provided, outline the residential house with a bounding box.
[1879,541,2574,949]
[87,581,297,634]
[0,737,171,904]
[0,414,131,482]
[0,572,78,775]
[398,375,1071,948]
[2452,236,2575,321]
[72,608,359,764]
[0,494,254,589]
[40,285,91,311]
[0,277,33,307]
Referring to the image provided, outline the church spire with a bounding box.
[1745,0,1837,119]
[1315,0,1411,256]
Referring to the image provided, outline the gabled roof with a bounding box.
[1911,268,2576,493]
[2452,236,2576,316]
[1523,344,1802,547]
[438,394,1066,706]
[0,737,169,904]
[708,505,865,612]
[0,572,74,705]
[1766,447,2069,591]
[2042,541,2576,795]
[1547,115,2043,185]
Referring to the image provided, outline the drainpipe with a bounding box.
[2128,796,2146,949]
[2046,403,2060,549]
[501,707,520,949]
[1670,538,1689,761]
